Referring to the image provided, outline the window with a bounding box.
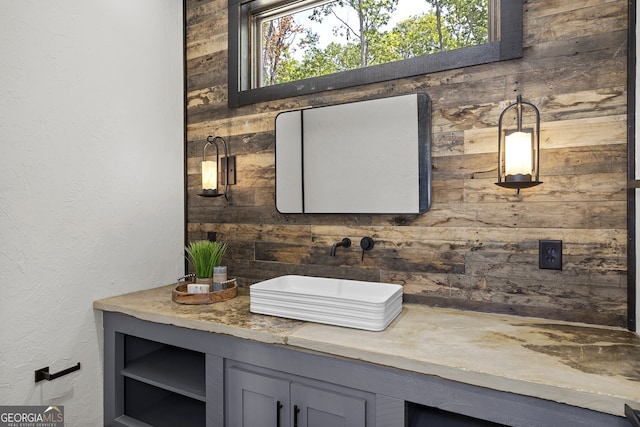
[228,0,522,107]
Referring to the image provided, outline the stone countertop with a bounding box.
[93,284,640,417]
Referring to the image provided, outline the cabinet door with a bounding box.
[291,383,366,427]
[227,366,291,427]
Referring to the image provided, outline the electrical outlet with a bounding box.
[539,240,562,270]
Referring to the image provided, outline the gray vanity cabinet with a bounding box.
[226,366,290,427]
[291,382,367,427]
[226,363,369,427]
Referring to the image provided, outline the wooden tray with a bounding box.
[172,279,238,304]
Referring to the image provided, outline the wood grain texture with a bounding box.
[185,0,629,326]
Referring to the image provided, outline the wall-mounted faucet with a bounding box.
[330,238,351,256]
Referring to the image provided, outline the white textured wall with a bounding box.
[0,1,184,424]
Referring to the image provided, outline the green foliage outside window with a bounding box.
[259,0,488,87]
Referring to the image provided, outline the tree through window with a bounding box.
[257,0,489,88]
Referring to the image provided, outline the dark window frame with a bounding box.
[228,0,522,107]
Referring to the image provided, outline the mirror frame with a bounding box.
[275,93,432,215]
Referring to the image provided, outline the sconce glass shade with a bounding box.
[496,95,542,190]
[201,160,218,194]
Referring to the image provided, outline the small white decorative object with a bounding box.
[187,283,210,294]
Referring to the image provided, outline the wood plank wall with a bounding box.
[185,0,629,326]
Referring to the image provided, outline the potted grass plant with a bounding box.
[185,240,228,285]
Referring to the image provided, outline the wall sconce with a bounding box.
[496,95,542,192]
[199,135,236,200]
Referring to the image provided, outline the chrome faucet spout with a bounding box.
[330,238,352,256]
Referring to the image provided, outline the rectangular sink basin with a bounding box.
[250,275,403,331]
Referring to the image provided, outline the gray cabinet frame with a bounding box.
[103,312,629,427]
[226,361,372,427]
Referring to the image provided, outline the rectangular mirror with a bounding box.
[275,93,432,214]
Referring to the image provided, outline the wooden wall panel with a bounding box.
[185,0,629,326]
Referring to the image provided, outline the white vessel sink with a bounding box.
[250,275,403,331]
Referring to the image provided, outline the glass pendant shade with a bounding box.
[504,131,533,180]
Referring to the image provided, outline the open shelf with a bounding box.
[116,335,207,426]
[122,345,205,401]
[123,377,205,427]
[406,402,506,427]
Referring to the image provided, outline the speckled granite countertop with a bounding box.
[94,284,640,417]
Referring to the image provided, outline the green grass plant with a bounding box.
[185,240,228,278]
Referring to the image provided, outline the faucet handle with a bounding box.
[360,237,375,261]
